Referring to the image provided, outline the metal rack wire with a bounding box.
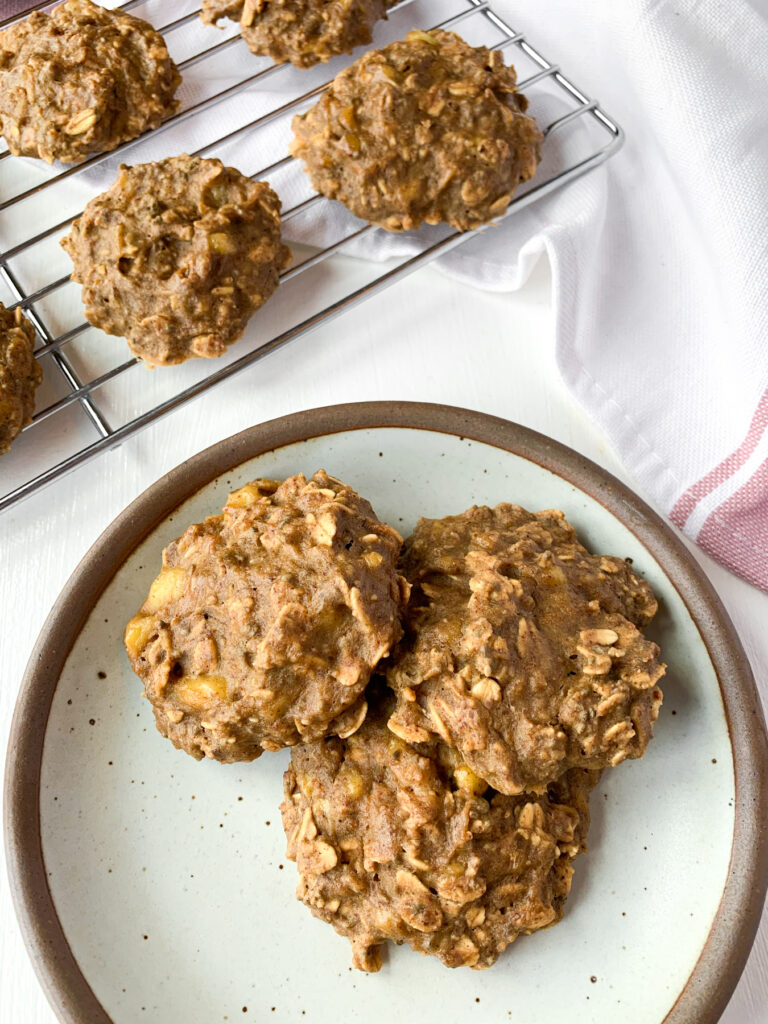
[0,0,623,513]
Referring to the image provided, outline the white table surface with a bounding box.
[2,256,767,1023]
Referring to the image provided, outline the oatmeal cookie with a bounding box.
[0,0,181,164]
[124,472,409,762]
[290,29,542,231]
[0,303,41,456]
[60,154,291,366]
[201,0,391,69]
[387,505,665,795]
[282,702,598,971]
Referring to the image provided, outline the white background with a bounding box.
[2,259,767,1021]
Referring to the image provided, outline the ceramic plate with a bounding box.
[6,403,768,1024]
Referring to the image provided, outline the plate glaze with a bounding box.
[6,403,767,1024]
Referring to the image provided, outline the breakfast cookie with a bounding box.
[201,0,391,69]
[124,471,409,762]
[61,154,291,366]
[282,701,598,971]
[0,303,41,456]
[387,505,665,795]
[0,0,181,164]
[290,29,542,231]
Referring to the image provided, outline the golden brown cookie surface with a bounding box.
[124,472,409,762]
[282,701,597,971]
[291,29,542,231]
[387,505,665,794]
[202,0,391,69]
[0,303,41,456]
[0,0,181,164]
[61,154,291,366]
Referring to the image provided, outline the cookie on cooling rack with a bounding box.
[282,696,598,971]
[60,154,291,366]
[290,28,542,232]
[201,0,394,69]
[386,504,665,795]
[124,471,410,762]
[0,303,41,456]
[0,0,181,164]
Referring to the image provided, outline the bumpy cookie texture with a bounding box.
[60,154,291,366]
[0,0,181,164]
[387,505,665,795]
[282,703,597,971]
[0,304,41,456]
[201,0,391,69]
[124,471,409,762]
[291,29,542,232]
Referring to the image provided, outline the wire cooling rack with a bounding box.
[0,0,623,513]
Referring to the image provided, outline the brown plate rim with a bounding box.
[4,400,768,1024]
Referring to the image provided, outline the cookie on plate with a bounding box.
[201,0,391,69]
[60,154,291,366]
[0,0,181,164]
[282,699,598,971]
[124,471,409,762]
[387,504,665,795]
[0,303,41,456]
[290,28,542,231]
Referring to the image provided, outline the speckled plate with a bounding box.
[6,402,768,1024]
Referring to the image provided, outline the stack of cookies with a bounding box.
[124,471,665,972]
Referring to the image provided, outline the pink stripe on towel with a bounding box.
[670,390,768,532]
[696,458,768,593]
[671,387,768,524]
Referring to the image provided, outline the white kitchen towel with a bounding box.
[4,0,768,592]
[433,0,768,595]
